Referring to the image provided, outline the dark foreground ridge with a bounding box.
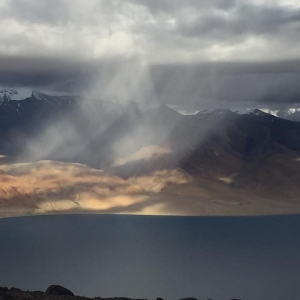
[0,286,241,300]
[0,286,146,300]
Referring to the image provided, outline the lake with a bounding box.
[0,214,300,300]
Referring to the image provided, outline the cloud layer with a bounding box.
[1,0,300,106]
[1,0,300,62]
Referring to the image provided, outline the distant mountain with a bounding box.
[276,108,300,121]
[0,89,18,103]
[0,89,81,114]
[109,106,300,209]
[0,90,139,162]
[1,95,300,216]
[250,107,300,122]
[0,90,81,126]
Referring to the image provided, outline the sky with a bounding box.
[1,214,300,300]
[1,0,300,108]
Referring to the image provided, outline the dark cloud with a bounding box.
[177,3,300,42]
[2,55,300,107]
[0,55,146,94]
[0,55,99,92]
[1,0,300,107]
[0,0,69,25]
[150,61,300,107]
[128,0,237,13]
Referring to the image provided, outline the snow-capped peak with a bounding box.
[0,90,18,103]
[31,90,55,102]
[0,88,33,104]
[31,90,44,101]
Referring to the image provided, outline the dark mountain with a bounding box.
[271,108,300,122]
[0,90,81,122]
[107,106,300,209]
[0,90,140,164]
[1,92,300,174]
[0,90,81,155]
[110,106,300,177]
[162,108,300,204]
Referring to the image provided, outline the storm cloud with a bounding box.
[1,0,300,107]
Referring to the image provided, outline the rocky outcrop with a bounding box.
[45,285,74,296]
[0,287,240,300]
[0,286,148,300]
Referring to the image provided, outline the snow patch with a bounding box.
[0,89,17,103]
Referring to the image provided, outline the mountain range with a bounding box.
[1,90,300,216]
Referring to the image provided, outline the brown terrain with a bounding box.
[1,142,300,217]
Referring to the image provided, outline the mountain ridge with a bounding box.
[1,94,300,216]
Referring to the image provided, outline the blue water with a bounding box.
[0,214,300,300]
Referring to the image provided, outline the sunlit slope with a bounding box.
[0,160,149,217]
[0,156,199,217]
[2,150,300,217]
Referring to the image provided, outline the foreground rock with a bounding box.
[0,287,240,300]
[45,285,74,296]
[0,286,147,300]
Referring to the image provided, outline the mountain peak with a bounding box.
[31,90,54,102]
[196,108,236,118]
[147,104,182,116]
[31,90,44,100]
[0,89,18,104]
[251,109,270,117]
